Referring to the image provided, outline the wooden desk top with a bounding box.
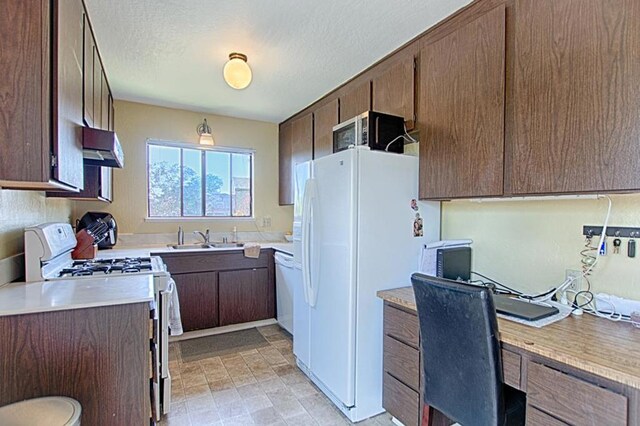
[378,286,640,390]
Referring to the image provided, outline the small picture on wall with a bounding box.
[413,213,423,237]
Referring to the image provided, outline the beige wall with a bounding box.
[442,194,640,300]
[0,190,73,259]
[75,100,293,235]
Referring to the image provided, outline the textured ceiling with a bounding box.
[84,0,471,123]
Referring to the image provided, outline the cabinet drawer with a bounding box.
[383,372,420,426]
[526,406,568,426]
[383,335,420,391]
[501,349,521,389]
[384,303,419,347]
[527,362,627,426]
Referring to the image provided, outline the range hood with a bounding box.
[82,127,124,168]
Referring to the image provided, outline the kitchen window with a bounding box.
[146,141,253,218]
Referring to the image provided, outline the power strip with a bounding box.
[594,293,640,317]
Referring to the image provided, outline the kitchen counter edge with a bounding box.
[0,275,155,317]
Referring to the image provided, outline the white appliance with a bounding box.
[274,251,298,334]
[24,223,174,421]
[292,147,440,422]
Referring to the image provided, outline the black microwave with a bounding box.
[332,111,405,154]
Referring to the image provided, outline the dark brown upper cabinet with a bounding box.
[292,113,313,170]
[0,0,85,191]
[93,49,103,130]
[507,0,640,195]
[372,51,416,129]
[418,5,506,200]
[339,81,372,122]
[83,14,95,128]
[313,99,339,159]
[278,122,293,205]
[279,113,312,205]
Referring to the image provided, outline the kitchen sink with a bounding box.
[167,244,212,250]
[209,242,244,248]
[167,243,244,250]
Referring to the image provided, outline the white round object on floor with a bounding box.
[0,397,81,426]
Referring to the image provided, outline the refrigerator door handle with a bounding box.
[301,179,313,305]
[307,182,319,308]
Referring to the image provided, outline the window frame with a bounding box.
[145,139,255,220]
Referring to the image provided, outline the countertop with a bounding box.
[378,286,640,390]
[0,275,154,317]
[97,242,294,258]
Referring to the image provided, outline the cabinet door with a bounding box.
[101,72,109,130]
[218,268,274,326]
[93,49,102,129]
[108,94,115,131]
[509,0,640,194]
[372,54,415,126]
[100,166,112,202]
[82,14,94,127]
[291,113,313,180]
[418,5,506,199]
[0,0,50,185]
[339,81,371,122]
[54,0,85,189]
[279,122,293,205]
[173,272,218,332]
[313,99,339,159]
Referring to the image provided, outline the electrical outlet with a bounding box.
[565,269,583,291]
[262,217,272,228]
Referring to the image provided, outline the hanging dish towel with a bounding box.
[244,243,261,259]
[167,277,183,336]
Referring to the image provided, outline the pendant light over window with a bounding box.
[223,53,252,90]
[197,118,215,146]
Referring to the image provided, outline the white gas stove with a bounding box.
[24,223,172,421]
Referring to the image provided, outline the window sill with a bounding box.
[144,217,255,222]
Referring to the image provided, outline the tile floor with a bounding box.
[163,325,395,425]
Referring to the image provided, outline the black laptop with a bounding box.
[493,294,559,321]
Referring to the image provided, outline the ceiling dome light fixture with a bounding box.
[223,52,252,90]
[197,118,215,146]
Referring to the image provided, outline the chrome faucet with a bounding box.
[193,229,210,243]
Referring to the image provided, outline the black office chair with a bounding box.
[411,273,525,426]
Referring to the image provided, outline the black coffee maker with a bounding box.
[76,212,118,249]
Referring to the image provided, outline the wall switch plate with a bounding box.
[262,217,272,228]
[565,269,582,291]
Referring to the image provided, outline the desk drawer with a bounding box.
[526,406,568,426]
[527,361,627,426]
[383,372,420,426]
[501,349,521,389]
[383,335,420,391]
[384,303,419,347]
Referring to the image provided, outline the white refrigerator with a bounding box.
[292,147,440,422]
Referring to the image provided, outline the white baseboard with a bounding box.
[169,318,278,342]
[0,253,24,286]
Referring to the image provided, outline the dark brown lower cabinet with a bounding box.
[382,299,635,425]
[157,250,276,332]
[0,303,149,425]
[173,271,218,332]
[219,268,275,326]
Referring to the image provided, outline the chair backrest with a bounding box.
[411,273,504,426]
